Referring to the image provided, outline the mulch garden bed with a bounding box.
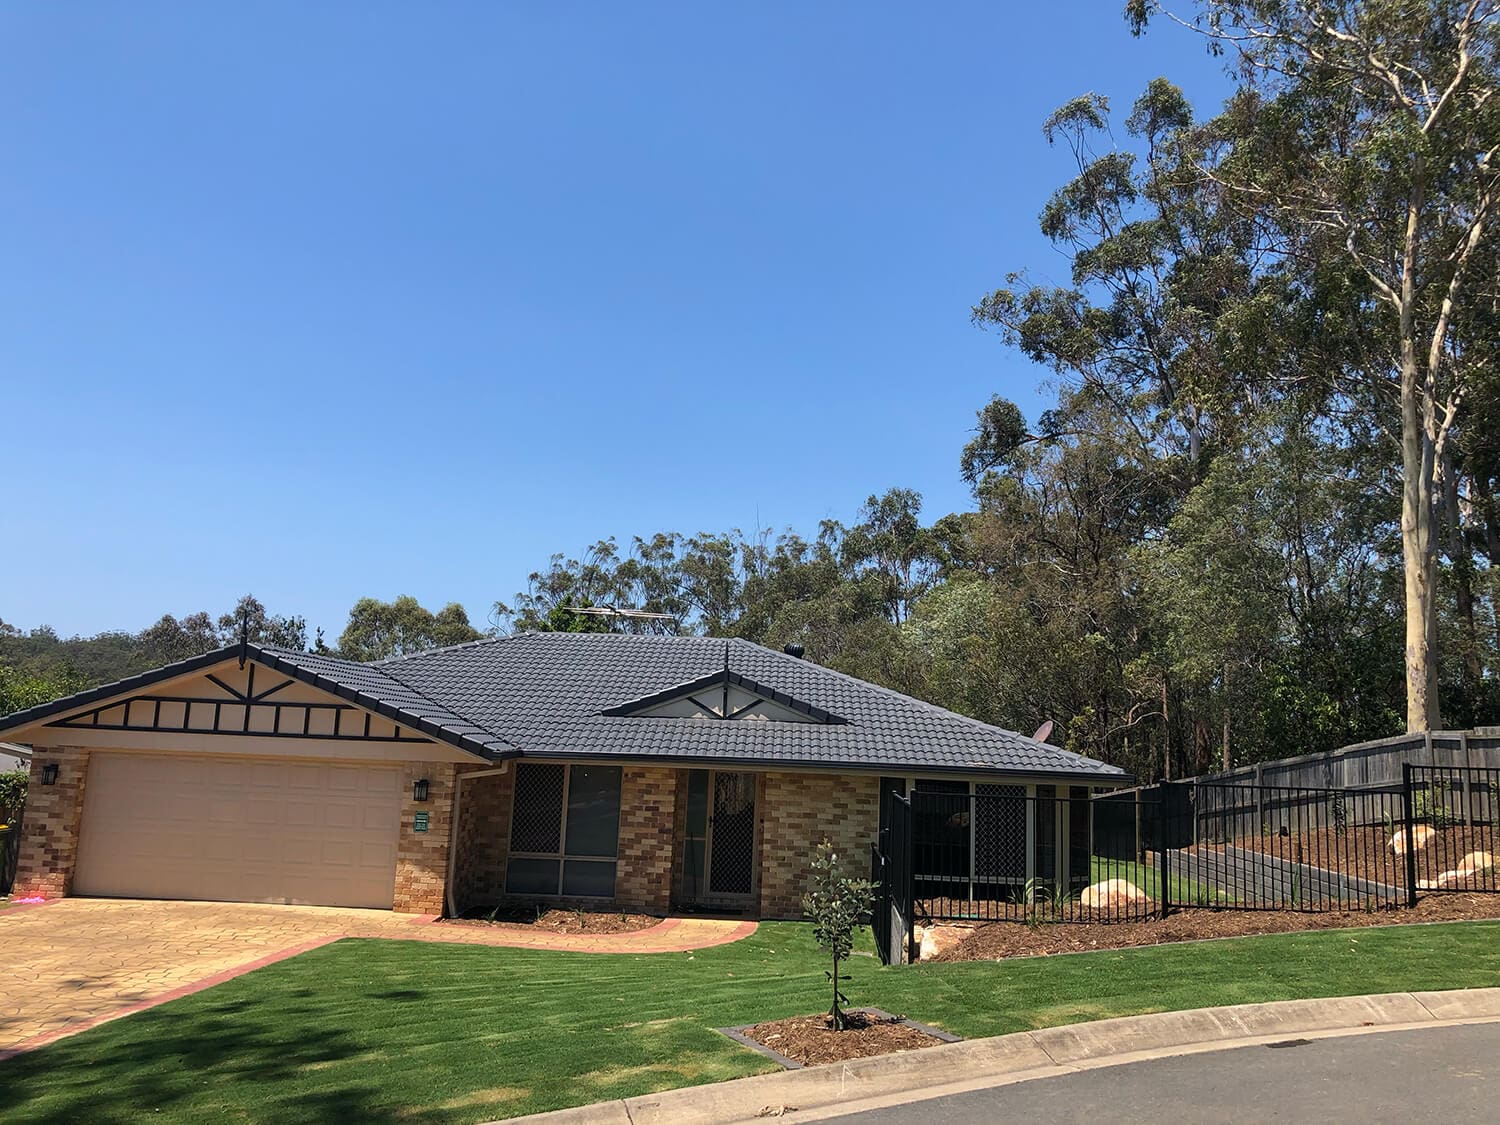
[930,893,1500,962]
[442,906,659,934]
[1224,823,1496,887]
[730,1009,956,1067]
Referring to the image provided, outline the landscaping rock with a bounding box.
[1080,878,1148,909]
[1432,851,1497,888]
[1388,825,1437,855]
[1460,850,1495,874]
[914,924,971,961]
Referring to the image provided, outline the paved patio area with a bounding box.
[0,898,756,1057]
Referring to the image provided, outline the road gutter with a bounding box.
[502,987,1500,1124]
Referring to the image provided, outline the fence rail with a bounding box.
[869,766,1500,964]
[1182,730,1500,793]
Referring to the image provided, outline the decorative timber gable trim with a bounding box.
[0,644,511,760]
[49,661,429,745]
[601,668,847,725]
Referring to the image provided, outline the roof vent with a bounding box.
[783,643,805,659]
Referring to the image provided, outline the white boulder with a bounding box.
[1433,850,1496,888]
[914,924,970,961]
[1388,825,1437,855]
[1080,878,1148,909]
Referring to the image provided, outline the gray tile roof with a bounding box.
[371,633,1127,780]
[254,646,513,759]
[0,633,1128,781]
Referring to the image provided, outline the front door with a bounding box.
[682,769,756,906]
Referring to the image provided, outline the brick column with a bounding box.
[758,771,879,918]
[13,746,90,900]
[615,766,677,913]
[393,762,457,915]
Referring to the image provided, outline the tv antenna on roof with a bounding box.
[1032,720,1055,743]
[570,605,678,622]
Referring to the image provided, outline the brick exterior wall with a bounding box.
[669,768,691,903]
[757,771,880,918]
[450,767,514,912]
[12,746,90,899]
[12,749,883,920]
[615,766,676,913]
[393,761,458,915]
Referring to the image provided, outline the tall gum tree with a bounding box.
[1129,0,1500,730]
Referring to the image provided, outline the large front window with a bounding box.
[506,763,622,898]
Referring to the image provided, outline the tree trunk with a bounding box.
[1398,210,1441,733]
[830,951,842,1030]
[1221,663,1231,772]
[1161,676,1172,782]
[1442,453,1484,690]
[1400,396,1440,732]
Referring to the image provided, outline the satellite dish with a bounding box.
[1032,720,1055,743]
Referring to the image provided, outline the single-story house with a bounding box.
[0,632,1128,917]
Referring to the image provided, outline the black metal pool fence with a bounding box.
[869,765,1500,963]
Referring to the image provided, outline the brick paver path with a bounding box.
[0,898,756,1057]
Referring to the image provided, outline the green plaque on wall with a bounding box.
[414,811,429,833]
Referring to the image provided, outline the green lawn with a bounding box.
[7,920,1500,1123]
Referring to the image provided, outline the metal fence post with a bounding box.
[1461,732,1473,825]
[1254,764,1265,834]
[1135,788,1143,863]
[1402,763,1419,909]
[1158,793,1172,919]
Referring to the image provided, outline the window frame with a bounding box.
[505,762,623,899]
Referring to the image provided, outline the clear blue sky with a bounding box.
[1,3,1232,641]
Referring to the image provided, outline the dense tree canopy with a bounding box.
[337,597,483,662]
[2,1,1494,780]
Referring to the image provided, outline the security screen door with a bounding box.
[683,769,756,904]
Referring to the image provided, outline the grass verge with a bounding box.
[6,919,1500,1123]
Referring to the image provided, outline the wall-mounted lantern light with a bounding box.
[41,763,60,785]
[413,778,430,802]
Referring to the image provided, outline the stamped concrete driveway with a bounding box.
[0,898,754,1057]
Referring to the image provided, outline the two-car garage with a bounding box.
[72,753,404,910]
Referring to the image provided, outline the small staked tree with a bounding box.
[802,841,876,1031]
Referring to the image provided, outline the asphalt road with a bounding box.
[828,1022,1500,1123]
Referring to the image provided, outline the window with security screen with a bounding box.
[505,763,622,898]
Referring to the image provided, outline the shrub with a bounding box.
[0,769,26,823]
[802,840,875,1031]
[1414,790,1452,828]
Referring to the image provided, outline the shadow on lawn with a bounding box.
[4,995,409,1125]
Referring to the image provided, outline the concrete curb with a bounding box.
[502,987,1500,1124]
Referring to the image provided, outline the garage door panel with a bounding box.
[246,798,284,826]
[288,764,325,790]
[324,802,358,829]
[74,753,402,909]
[361,841,396,867]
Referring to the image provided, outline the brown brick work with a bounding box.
[450,767,514,912]
[669,768,691,903]
[393,762,458,915]
[615,766,677,913]
[757,771,880,918]
[13,746,90,899]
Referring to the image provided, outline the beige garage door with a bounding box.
[74,753,402,909]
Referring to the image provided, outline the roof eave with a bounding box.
[0,645,512,763]
[510,747,1131,782]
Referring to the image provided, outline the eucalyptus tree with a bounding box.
[1129,0,1500,730]
[337,596,483,661]
[971,79,1257,488]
